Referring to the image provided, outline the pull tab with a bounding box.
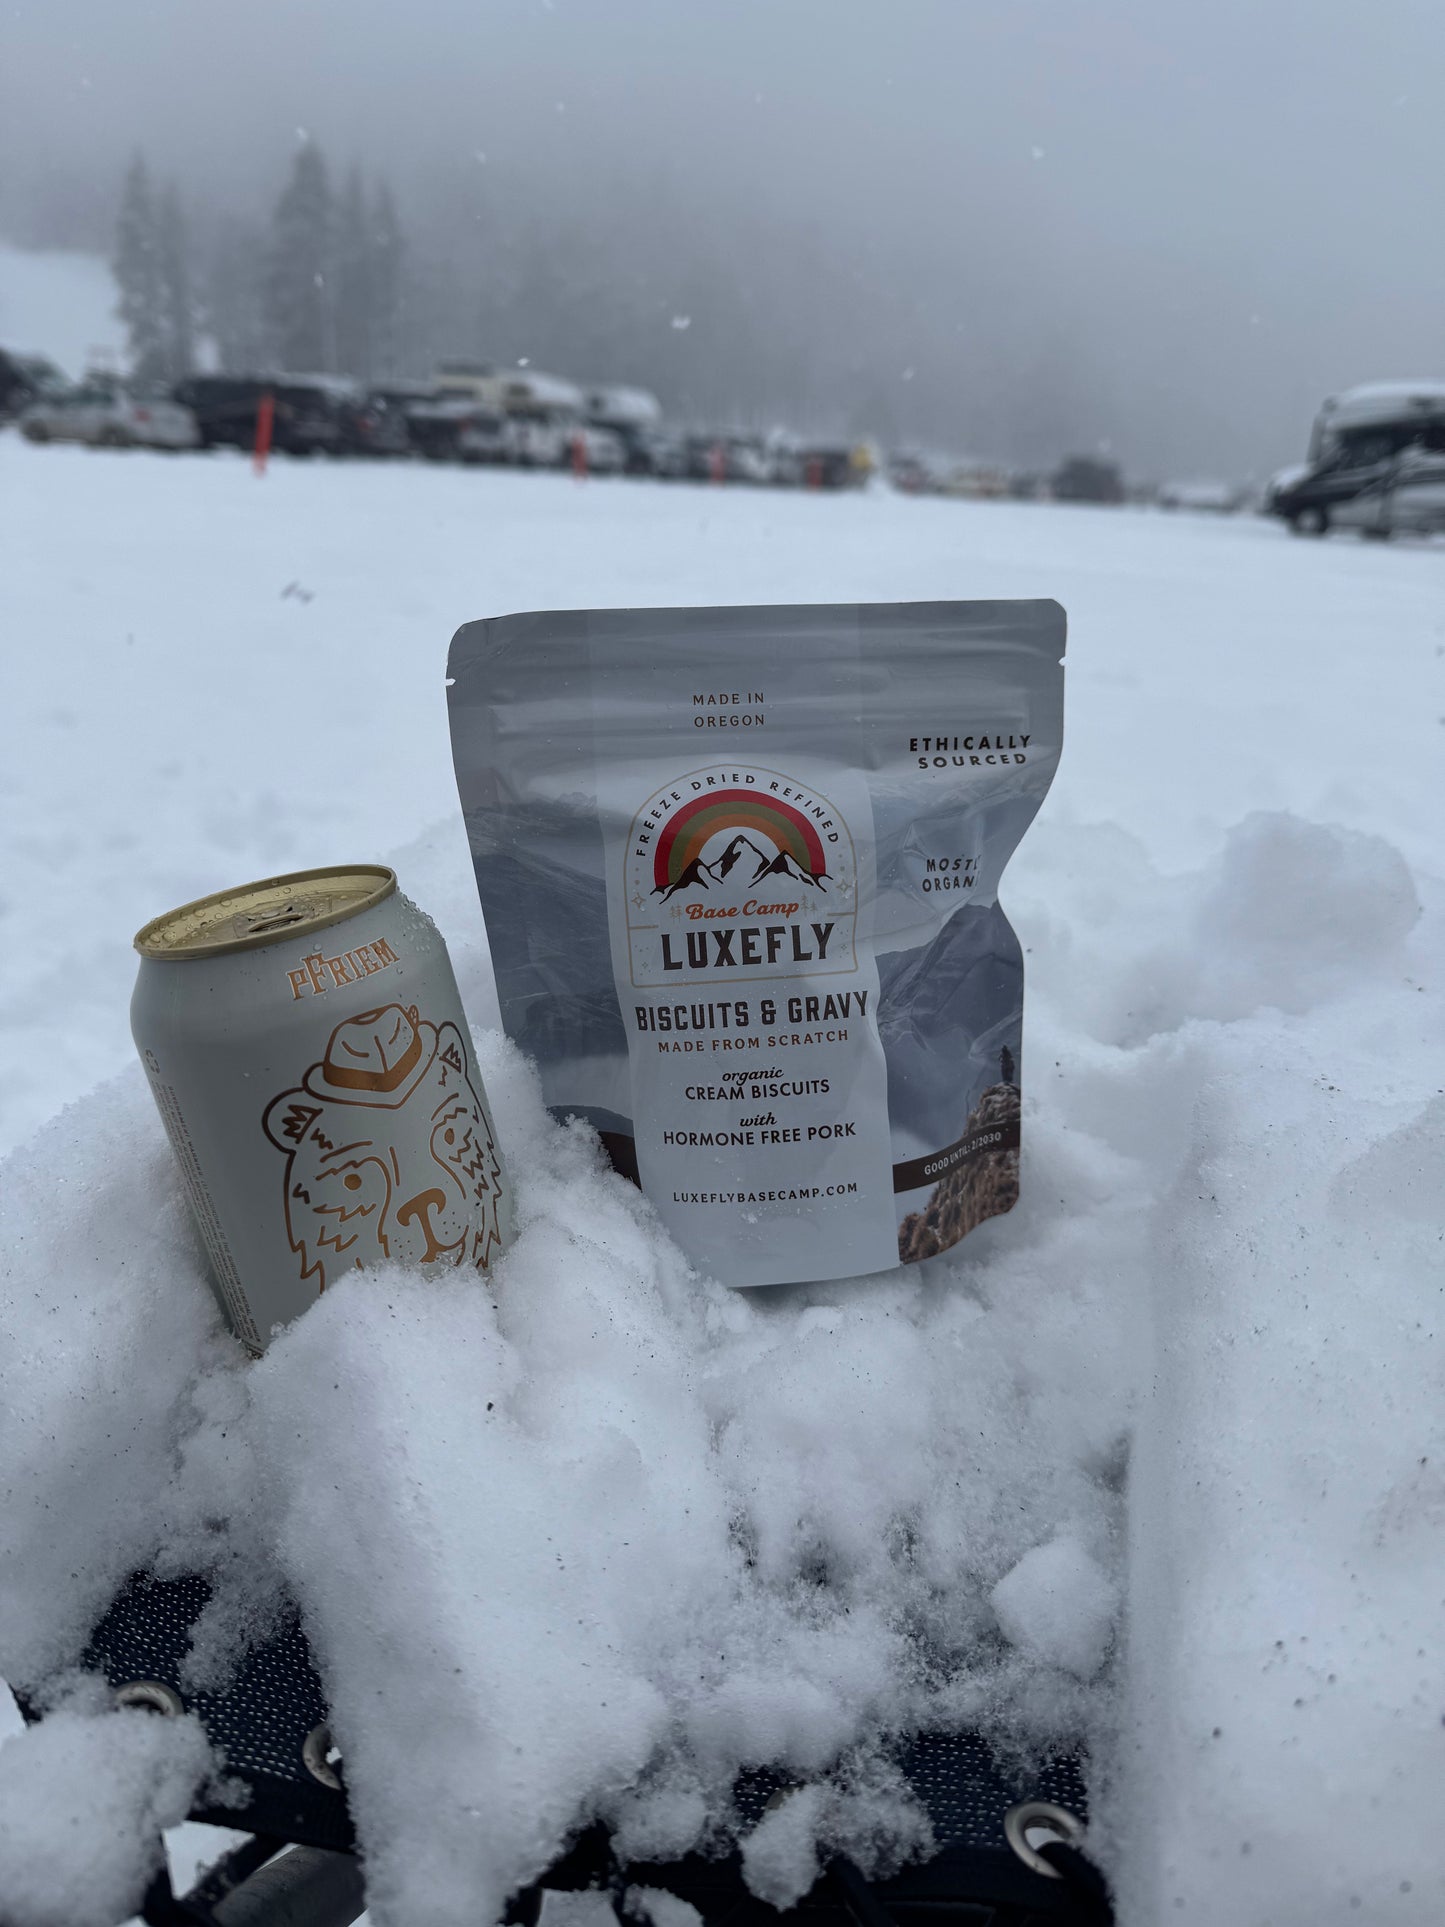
[239,898,316,937]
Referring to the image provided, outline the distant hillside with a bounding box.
[0,242,123,377]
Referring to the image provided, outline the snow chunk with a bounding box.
[1201,813,1420,1010]
[738,1756,933,1909]
[991,1539,1118,1679]
[537,1894,621,1927]
[1056,814,1421,1048]
[0,1705,214,1927]
[0,1075,232,1688]
[624,1886,703,1927]
[739,1785,827,1909]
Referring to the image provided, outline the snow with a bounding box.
[1323,379,1445,429]
[990,1539,1118,1681]
[0,1689,216,1927]
[539,1896,623,1927]
[624,1887,701,1927]
[587,385,663,427]
[0,242,124,378]
[0,440,1442,1925]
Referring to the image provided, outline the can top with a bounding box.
[134,865,397,961]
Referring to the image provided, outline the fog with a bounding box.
[4,0,1444,476]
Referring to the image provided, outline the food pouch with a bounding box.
[447,600,1065,1286]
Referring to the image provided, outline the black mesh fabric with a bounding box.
[893,1731,1089,1847]
[21,1572,1107,1922]
[79,1572,352,1852]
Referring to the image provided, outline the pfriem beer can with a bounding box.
[132,865,513,1353]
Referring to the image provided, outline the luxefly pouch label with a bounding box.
[447,600,1065,1287]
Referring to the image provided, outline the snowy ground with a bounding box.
[1,435,1442,1926]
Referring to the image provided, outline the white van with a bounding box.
[1270,381,1445,537]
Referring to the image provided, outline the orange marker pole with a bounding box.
[253,390,275,476]
[571,431,588,481]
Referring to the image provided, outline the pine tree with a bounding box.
[156,186,196,382]
[368,181,404,379]
[332,171,405,380]
[265,141,334,372]
[113,153,167,383]
[206,215,269,372]
[334,167,372,378]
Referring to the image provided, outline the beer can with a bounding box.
[132,865,514,1353]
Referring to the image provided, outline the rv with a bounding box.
[433,363,588,466]
[1267,381,1445,537]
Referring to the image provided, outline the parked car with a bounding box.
[1267,381,1445,537]
[682,433,728,482]
[1,348,66,421]
[584,383,662,430]
[341,388,418,457]
[601,423,657,475]
[1051,456,1126,504]
[20,381,199,450]
[938,462,1011,500]
[404,396,509,464]
[435,364,589,431]
[888,451,938,494]
[1157,479,1244,513]
[432,358,496,400]
[504,408,572,468]
[761,431,805,487]
[1278,442,1445,540]
[172,375,355,456]
[797,445,870,490]
[623,427,690,478]
[721,435,773,485]
[563,422,627,473]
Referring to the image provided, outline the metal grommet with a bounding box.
[303,1722,344,1789]
[1003,1800,1087,1880]
[762,1781,807,1814]
[115,1679,185,1716]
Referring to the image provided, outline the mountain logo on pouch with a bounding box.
[625,764,856,986]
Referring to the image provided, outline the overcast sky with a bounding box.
[4,0,1444,475]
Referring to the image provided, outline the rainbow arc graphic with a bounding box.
[652,789,829,901]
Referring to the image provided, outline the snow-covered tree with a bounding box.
[332,169,405,380]
[113,154,167,383]
[156,186,196,382]
[265,141,334,372]
[334,167,372,378]
[368,181,404,379]
[206,215,269,373]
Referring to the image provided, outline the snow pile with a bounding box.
[240,1019,1127,1923]
[0,994,1136,1922]
[0,1690,215,1927]
[3,800,1439,1923]
[1117,1033,1445,1922]
[0,1077,230,1683]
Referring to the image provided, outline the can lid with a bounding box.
[134,866,398,961]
